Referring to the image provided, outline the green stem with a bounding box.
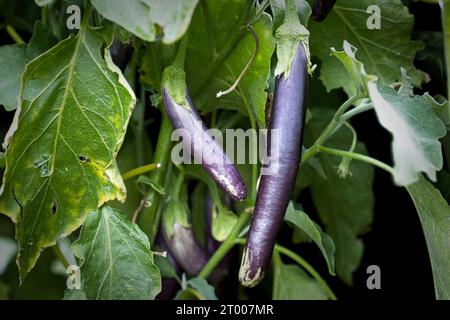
[341,102,373,122]
[136,88,147,166]
[137,115,173,241]
[173,169,185,200]
[41,6,49,26]
[318,146,394,174]
[6,25,25,44]
[301,95,362,163]
[123,163,160,181]
[198,211,251,279]
[441,0,450,98]
[271,250,282,299]
[52,245,70,269]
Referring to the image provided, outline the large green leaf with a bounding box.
[406,176,450,300]
[285,202,335,275]
[91,0,199,44]
[0,22,57,111]
[333,42,447,186]
[273,263,328,300]
[309,0,424,93]
[145,0,200,44]
[307,109,374,285]
[0,24,135,279]
[91,0,156,42]
[71,206,161,300]
[185,0,275,127]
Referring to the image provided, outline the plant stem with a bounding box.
[198,211,251,279]
[137,115,173,241]
[318,146,394,174]
[271,250,282,299]
[123,163,160,181]
[302,95,361,163]
[41,6,49,26]
[341,102,373,122]
[136,88,147,166]
[6,25,25,44]
[441,0,450,98]
[52,245,70,269]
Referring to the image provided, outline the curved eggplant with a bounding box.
[162,87,247,201]
[239,44,308,287]
[311,0,336,22]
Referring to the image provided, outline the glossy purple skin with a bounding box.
[162,88,247,201]
[311,0,336,22]
[239,45,308,287]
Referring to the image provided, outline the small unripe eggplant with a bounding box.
[239,44,308,287]
[161,201,209,275]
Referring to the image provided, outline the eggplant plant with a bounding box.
[0,0,449,301]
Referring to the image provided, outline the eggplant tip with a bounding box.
[238,248,264,287]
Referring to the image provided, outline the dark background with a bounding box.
[0,1,444,300]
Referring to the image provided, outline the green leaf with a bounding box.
[63,289,86,300]
[368,73,447,185]
[406,176,450,299]
[419,94,450,130]
[91,0,199,44]
[307,109,374,285]
[333,43,447,186]
[273,264,328,300]
[185,0,275,127]
[176,276,217,300]
[309,0,424,93]
[91,0,156,42]
[0,24,135,279]
[0,22,57,111]
[330,41,376,97]
[285,202,335,275]
[143,0,200,44]
[72,206,161,300]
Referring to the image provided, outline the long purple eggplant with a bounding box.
[239,45,308,287]
[311,0,336,22]
[163,87,247,201]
